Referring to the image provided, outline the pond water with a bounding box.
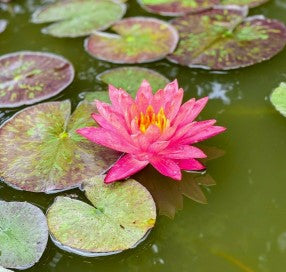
[1,0,286,271]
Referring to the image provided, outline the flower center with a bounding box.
[136,105,169,133]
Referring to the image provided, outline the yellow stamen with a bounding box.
[136,105,169,133]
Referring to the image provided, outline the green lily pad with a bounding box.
[270,82,286,117]
[0,201,48,269]
[85,17,179,63]
[0,100,119,193]
[0,267,13,272]
[32,0,126,37]
[0,20,7,33]
[0,51,74,108]
[167,7,286,70]
[47,176,156,256]
[138,0,219,16]
[220,0,269,8]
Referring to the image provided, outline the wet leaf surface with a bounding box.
[32,0,126,37]
[0,51,74,108]
[47,176,156,256]
[85,17,179,63]
[220,0,269,8]
[0,201,48,269]
[270,82,286,117]
[0,101,119,193]
[168,7,286,70]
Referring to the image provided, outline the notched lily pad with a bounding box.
[168,7,286,70]
[0,100,119,193]
[0,201,48,269]
[32,0,126,37]
[47,176,156,256]
[138,0,219,16]
[0,51,74,108]
[0,20,7,33]
[85,17,179,63]
[270,82,286,117]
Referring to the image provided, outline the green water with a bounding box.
[1,0,286,271]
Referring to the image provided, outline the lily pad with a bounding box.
[85,17,179,63]
[0,51,74,108]
[0,20,7,33]
[138,0,219,16]
[270,82,286,117]
[0,100,119,193]
[0,201,48,269]
[32,0,126,37]
[47,176,156,256]
[220,0,269,8]
[167,7,286,70]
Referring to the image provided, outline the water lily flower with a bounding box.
[77,80,226,183]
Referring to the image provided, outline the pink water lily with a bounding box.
[77,80,226,183]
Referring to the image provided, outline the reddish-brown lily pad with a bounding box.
[220,0,269,8]
[168,7,286,70]
[85,17,179,64]
[47,176,156,256]
[0,101,119,193]
[0,20,7,33]
[138,0,219,16]
[32,0,126,38]
[0,51,74,108]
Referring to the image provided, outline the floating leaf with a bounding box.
[47,176,156,256]
[84,91,110,103]
[137,0,219,16]
[0,101,119,193]
[167,7,286,70]
[220,0,269,8]
[85,17,179,63]
[0,20,7,33]
[0,201,48,269]
[32,0,126,37]
[0,51,74,108]
[0,267,13,272]
[270,82,286,117]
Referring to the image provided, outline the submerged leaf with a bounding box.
[0,101,119,193]
[0,51,74,108]
[32,0,126,37]
[168,7,286,70]
[0,20,7,33]
[85,17,179,63]
[270,82,286,117]
[0,201,48,269]
[47,176,156,256]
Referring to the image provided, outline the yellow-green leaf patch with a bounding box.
[31,0,126,37]
[0,201,48,270]
[167,7,286,70]
[85,17,179,64]
[47,176,156,256]
[0,101,119,193]
[0,51,74,108]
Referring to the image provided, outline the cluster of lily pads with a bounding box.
[24,0,286,70]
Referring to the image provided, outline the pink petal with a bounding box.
[148,140,170,153]
[182,126,226,145]
[150,157,182,180]
[164,87,184,121]
[108,85,134,114]
[176,158,206,171]
[135,80,153,112]
[171,98,195,127]
[104,154,149,183]
[162,145,206,159]
[76,127,137,153]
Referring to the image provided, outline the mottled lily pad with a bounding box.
[168,7,286,70]
[0,201,48,269]
[0,20,7,33]
[47,176,156,256]
[85,17,179,63]
[32,0,126,37]
[0,101,119,193]
[220,0,269,8]
[270,82,286,117]
[0,51,74,108]
[138,0,219,16]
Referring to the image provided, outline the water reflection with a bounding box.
[135,145,225,218]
